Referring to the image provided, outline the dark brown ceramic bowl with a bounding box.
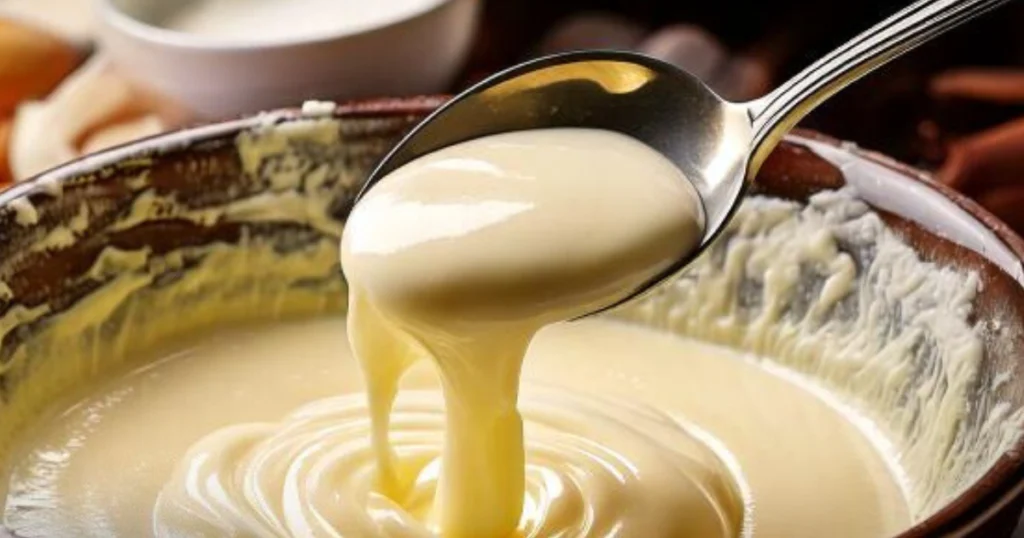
[0,97,1021,537]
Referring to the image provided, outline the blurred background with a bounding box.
[1,0,1023,225]
[468,0,1024,163]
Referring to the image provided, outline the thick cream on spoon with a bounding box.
[339,128,729,536]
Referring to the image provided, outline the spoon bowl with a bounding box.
[359,0,1010,315]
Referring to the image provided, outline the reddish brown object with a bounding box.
[0,99,1022,537]
[940,116,1024,194]
[752,137,845,200]
[925,68,1024,240]
[0,19,80,118]
[0,121,10,187]
[931,69,1024,104]
[975,186,1024,234]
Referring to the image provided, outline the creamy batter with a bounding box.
[341,128,717,536]
[4,118,999,538]
[4,318,908,537]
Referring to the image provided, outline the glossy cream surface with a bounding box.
[5,318,908,537]
[339,128,724,536]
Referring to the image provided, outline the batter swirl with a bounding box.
[153,389,744,537]
[157,128,728,536]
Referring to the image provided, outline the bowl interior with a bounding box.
[0,102,1021,537]
[102,0,456,46]
[97,2,480,118]
[106,0,185,27]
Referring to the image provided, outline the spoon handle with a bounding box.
[747,0,1011,169]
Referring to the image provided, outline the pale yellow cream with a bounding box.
[5,318,908,537]
[341,128,723,536]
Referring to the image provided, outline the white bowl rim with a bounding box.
[98,0,456,52]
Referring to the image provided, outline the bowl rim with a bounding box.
[791,129,1024,538]
[0,97,448,210]
[97,0,457,52]
[3,98,1024,537]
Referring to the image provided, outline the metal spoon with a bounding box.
[357,0,1010,315]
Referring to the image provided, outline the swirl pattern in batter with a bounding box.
[153,389,744,537]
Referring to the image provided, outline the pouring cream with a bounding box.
[339,128,723,536]
[151,128,742,536]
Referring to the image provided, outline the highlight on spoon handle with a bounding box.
[746,0,1010,172]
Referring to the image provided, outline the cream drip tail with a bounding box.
[341,128,721,536]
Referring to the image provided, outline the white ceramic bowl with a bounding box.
[97,0,479,118]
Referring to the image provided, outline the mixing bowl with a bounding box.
[0,97,1022,537]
